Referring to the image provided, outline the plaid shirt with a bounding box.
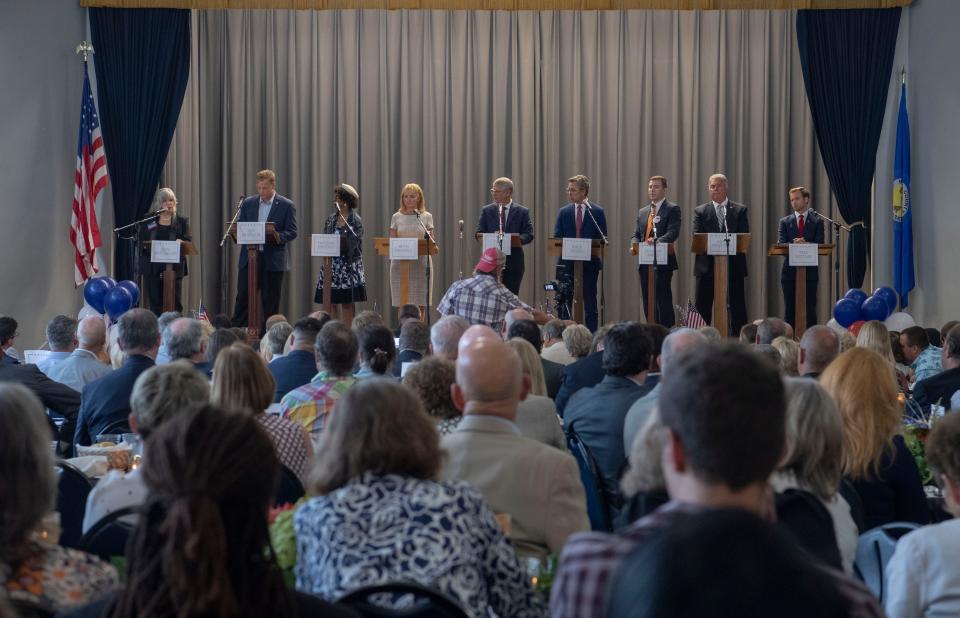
[550,501,883,618]
[280,371,356,446]
[437,274,531,330]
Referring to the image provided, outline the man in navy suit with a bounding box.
[633,176,681,328]
[692,173,750,335]
[475,177,534,295]
[269,317,325,402]
[554,175,608,332]
[232,169,298,331]
[74,309,159,451]
[777,186,825,328]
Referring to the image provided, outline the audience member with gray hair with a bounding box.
[154,311,182,365]
[562,324,593,360]
[0,383,117,611]
[757,317,789,344]
[74,309,160,449]
[393,319,431,377]
[771,336,800,376]
[429,314,469,360]
[260,320,292,363]
[798,324,840,378]
[166,318,211,377]
[46,316,112,393]
[698,325,722,342]
[82,361,211,534]
[37,315,78,375]
[541,319,576,365]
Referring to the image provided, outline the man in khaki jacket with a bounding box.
[441,333,589,559]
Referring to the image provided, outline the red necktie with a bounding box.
[575,204,583,238]
[798,213,805,237]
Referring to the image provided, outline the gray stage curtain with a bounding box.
[163,8,835,328]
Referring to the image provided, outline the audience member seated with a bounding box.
[441,337,588,560]
[354,324,397,379]
[755,343,784,370]
[71,405,353,618]
[392,319,430,377]
[885,411,960,618]
[561,324,592,361]
[260,320,291,364]
[166,318,213,377]
[429,314,469,361]
[798,324,840,379]
[508,316,563,399]
[74,310,159,450]
[820,347,929,529]
[206,327,240,369]
[295,380,546,617]
[554,325,612,416]
[739,322,758,344]
[563,322,655,517]
[265,313,289,331]
[395,303,421,335]
[402,356,461,434]
[82,361,209,533]
[540,319,574,365]
[506,338,565,450]
[551,342,882,618]
[281,321,358,448]
[772,336,800,376]
[37,315,78,375]
[756,317,789,344]
[622,328,707,456]
[228,326,248,343]
[0,316,21,364]
[211,312,232,329]
[772,377,857,572]
[642,324,669,387]
[154,311,182,365]
[213,343,312,485]
[901,326,943,386]
[857,320,906,390]
[46,316,112,393]
[941,320,959,346]
[913,324,960,412]
[606,510,859,618]
[269,317,324,403]
[0,384,116,613]
[619,410,670,524]
[350,310,384,332]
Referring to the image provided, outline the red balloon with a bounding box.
[849,320,866,337]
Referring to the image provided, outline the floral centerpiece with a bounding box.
[269,498,305,588]
[902,399,945,487]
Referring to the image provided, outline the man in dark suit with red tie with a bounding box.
[692,173,749,335]
[554,175,608,332]
[778,186,825,328]
[632,176,681,328]
[475,177,535,295]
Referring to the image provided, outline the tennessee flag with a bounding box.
[892,82,914,309]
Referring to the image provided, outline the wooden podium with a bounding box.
[375,238,440,306]
[142,240,199,312]
[691,233,751,337]
[547,238,604,325]
[631,241,675,324]
[767,244,834,337]
[228,222,278,339]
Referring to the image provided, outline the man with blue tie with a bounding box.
[475,177,534,295]
[554,175,608,332]
[231,169,298,331]
[778,186,824,328]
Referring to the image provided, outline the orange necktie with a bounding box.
[645,206,656,239]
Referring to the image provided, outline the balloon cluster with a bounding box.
[832,286,912,334]
[82,277,141,321]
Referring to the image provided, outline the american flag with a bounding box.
[684,301,707,329]
[197,301,211,324]
[71,64,108,286]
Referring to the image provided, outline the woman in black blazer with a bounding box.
[140,188,191,315]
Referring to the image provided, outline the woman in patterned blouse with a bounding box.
[211,343,313,485]
[295,380,546,617]
[0,384,116,614]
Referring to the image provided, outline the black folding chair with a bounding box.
[337,581,470,618]
[78,505,139,561]
[566,428,612,532]
[56,460,94,549]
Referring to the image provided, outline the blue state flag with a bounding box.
[893,83,914,309]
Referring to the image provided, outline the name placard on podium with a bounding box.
[237,222,266,244]
[707,233,738,256]
[390,237,419,260]
[788,243,819,267]
[150,240,181,264]
[562,238,592,261]
[638,243,669,265]
[311,234,341,257]
[481,233,513,256]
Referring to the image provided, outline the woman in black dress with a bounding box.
[315,184,366,326]
[140,187,190,315]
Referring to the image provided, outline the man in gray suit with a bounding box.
[441,336,589,559]
[46,316,112,393]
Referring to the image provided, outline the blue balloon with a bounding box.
[843,288,868,307]
[117,280,140,307]
[104,286,133,321]
[862,295,890,322]
[83,278,111,314]
[101,277,117,289]
[873,286,898,314]
[833,298,862,328]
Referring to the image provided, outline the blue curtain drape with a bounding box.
[90,8,191,282]
[796,8,901,290]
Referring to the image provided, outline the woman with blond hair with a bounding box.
[506,338,566,450]
[139,187,191,315]
[771,336,800,376]
[211,343,312,484]
[389,183,435,318]
[820,347,928,529]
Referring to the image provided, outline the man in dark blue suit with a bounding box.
[475,177,534,295]
[777,186,825,328]
[554,325,611,417]
[554,175,608,332]
[633,176,681,328]
[232,169,298,331]
[269,316,325,402]
[74,309,159,451]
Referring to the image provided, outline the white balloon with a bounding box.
[826,318,846,334]
[884,311,915,332]
[77,304,102,320]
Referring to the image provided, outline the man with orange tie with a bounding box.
[778,186,824,328]
[632,176,681,327]
[554,175,608,332]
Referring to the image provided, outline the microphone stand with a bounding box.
[416,211,439,326]
[810,209,852,303]
[584,203,609,327]
[497,204,505,252]
[458,219,465,280]
[722,212,733,337]
[115,210,164,302]
[651,219,659,325]
[220,196,244,318]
